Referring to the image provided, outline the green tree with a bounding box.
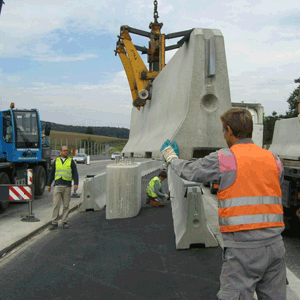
[85,126,94,134]
[286,77,300,118]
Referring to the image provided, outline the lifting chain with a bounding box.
[153,0,159,23]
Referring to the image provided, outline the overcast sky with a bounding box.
[0,0,299,128]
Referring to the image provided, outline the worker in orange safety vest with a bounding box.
[160,107,286,300]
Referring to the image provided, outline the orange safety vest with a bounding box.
[217,143,284,233]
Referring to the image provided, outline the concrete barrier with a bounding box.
[122,28,231,160]
[269,117,300,160]
[168,167,218,249]
[78,173,106,212]
[106,163,141,219]
[106,160,164,219]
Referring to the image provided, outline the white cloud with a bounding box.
[1,0,300,127]
[0,71,132,127]
[34,53,98,62]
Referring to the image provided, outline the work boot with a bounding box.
[149,199,164,207]
[63,223,70,229]
[49,224,58,231]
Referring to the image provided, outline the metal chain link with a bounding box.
[153,0,159,23]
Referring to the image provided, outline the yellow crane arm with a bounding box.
[115,1,191,110]
[115,43,139,109]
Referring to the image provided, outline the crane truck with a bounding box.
[0,103,51,211]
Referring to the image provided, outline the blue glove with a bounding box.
[160,139,179,156]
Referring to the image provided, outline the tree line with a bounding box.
[41,122,129,139]
[263,76,299,145]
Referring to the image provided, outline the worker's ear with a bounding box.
[227,126,233,136]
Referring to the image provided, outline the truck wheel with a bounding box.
[0,172,10,212]
[33,166,46,197]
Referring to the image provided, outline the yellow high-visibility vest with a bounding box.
[146,176,161,197]
[55,157,72,181]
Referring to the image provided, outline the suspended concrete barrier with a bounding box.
[122,28,231,160]
[168,167,218,249]
[106,160,163,219]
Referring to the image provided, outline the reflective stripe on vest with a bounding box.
[55,157,72,181]
[217,143,284,233]
[146,176,161,198]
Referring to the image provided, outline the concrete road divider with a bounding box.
[122,28,231,160]
[78,173,106,212]
[106,163,140,219]
[168,167,218,249]
[106,160,163,219]
[269,117,300,160]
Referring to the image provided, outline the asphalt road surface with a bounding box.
[0,162,299,299]
[0,170,222,300]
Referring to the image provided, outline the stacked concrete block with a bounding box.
[168,167,218,249]
[106,163,141,219]
[123,28,231,160]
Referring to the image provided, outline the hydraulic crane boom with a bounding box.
[115,0,192,110]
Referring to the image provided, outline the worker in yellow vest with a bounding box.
[47,145,79,230]
[146,171,170,207]
[161,108,286,300]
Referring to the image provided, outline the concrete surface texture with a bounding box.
[269,117,300,160]
[168,167,218,249]
[106,160,165,219]
[78,173,106,212]
[123,28,231,160]
[106,163,141,219]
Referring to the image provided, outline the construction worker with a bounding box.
[161,108,286,300]
[146,171,170,207]
[47,145,79,230]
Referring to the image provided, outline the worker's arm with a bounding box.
[153,181,165,197]
[170,151,220,183]
[47,163,55,187]
[71,160,79,186]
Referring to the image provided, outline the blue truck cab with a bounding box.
[0,103,51,211]
[0,107,44,162]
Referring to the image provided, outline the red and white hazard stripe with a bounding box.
[27,169,33,185]
[9,186,32,201]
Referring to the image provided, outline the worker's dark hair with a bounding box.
[220,107,253,139]
[158,171,167,178]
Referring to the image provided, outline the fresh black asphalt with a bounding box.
[0,170,222,300]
